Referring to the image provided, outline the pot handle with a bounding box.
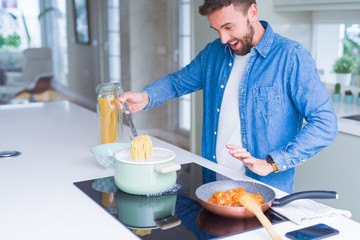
[156,215,181,230]
[272,191,338,207]
[155,163,181,174]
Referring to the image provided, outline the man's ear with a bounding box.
[247,4,258,23]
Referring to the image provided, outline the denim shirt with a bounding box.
[143,21,337,193]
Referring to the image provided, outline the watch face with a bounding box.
[266,155,274,164]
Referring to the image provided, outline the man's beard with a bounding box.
[231,19,255,56]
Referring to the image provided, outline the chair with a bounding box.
[15,73,53,101]
[0,73,53,103]
[5,48,52,89]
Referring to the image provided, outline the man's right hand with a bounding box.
[115,91,149,113]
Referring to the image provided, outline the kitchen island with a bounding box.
[0,100,359,239]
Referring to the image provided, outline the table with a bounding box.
[0,100,359,239]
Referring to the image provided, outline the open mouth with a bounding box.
[229,40,240,49]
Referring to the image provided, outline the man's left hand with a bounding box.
[226,144,273,176]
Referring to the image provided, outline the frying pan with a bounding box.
[195,180,337,218]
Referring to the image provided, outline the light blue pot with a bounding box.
[114,147,181,195]
[345,95,354,104]
[332,93,341,102]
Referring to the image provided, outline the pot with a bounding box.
[195,180,337,218]
[115,190,180,229]
[114,147,181,195]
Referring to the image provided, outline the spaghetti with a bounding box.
[98,96,119,144]
[130,135,154,161]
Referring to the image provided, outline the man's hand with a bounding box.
[115,91,149,113]
[226,144,274,176]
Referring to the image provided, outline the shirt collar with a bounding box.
[253,20,274,58]
[223,20,274,58]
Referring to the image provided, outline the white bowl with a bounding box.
[91,143,130,168]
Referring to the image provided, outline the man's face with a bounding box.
[208,4,254,55]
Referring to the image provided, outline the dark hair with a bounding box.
[199,0,256,16]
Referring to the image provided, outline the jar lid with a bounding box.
[96,82,122,94]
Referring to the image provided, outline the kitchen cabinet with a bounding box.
[274,0,360,11]
[294,101,360,223]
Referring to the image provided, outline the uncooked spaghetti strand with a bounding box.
[99,96,119,144]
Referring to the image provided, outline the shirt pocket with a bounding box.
[252,86,281,118]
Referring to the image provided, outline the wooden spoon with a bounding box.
[238,193,282,240]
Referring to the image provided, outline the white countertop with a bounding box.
[0,100,359,240]
[332,101,360,137]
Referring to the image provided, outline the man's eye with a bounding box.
[225,26,232,30]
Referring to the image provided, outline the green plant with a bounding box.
[334,83,341,93]
[5,33,21,48]
[345,90,353,96]
[0,7,61,48]
[0,34,6,48]
[333,55,357,73]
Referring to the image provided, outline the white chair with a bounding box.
[5,48,52,89]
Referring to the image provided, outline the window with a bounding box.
[178,0,191,132]
[107,0,120,83]
[42,0,68,86]
[0,0,41,50]
[312,11,360,86]
[0,0,68,85]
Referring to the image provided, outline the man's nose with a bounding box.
[219,31,230,44]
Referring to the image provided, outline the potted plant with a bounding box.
[357,92,360,106]
[332,83,341,102]
[333,55,357,86]
[344,90,354,104]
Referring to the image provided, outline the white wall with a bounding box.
[257,1,312,52]
[64,0,105,109]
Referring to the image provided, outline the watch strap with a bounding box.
[266,155,280,173]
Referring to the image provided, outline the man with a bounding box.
[116,0,337,193]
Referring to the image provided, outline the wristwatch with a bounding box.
[266,155,280,173]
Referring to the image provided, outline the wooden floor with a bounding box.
[14,89,94,111]
[14,89,68,101]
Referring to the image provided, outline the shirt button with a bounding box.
[220,85,224,88]
[229,62,232,67]
[214,131,217,135]
[213,155,216,159]
[283,166,287,170]
[217,108,220,112]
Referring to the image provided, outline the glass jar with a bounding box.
[96,82,123,144]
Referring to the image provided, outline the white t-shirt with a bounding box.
[216,53,251,180]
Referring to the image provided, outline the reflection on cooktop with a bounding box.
[73,163,287,240]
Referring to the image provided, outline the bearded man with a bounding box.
[116,0,337,193]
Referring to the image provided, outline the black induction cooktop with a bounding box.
[74,163,287,240]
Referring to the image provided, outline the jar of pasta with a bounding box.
[96,82,123,144]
